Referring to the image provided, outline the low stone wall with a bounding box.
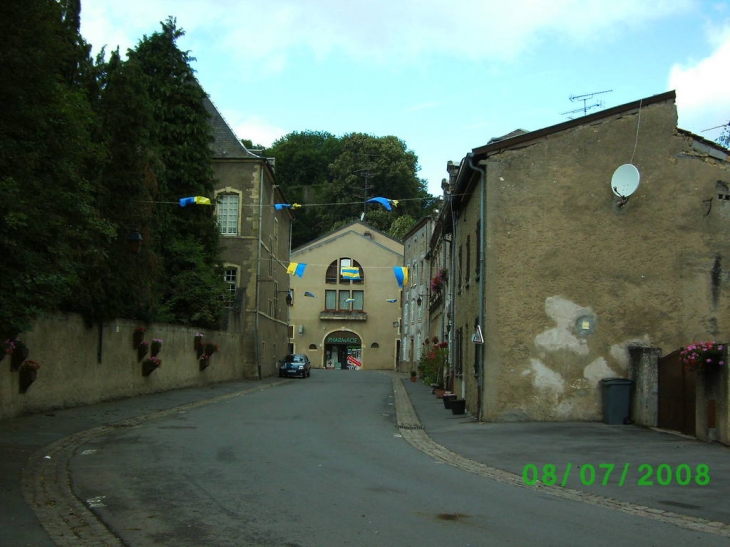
[0,313,253,421]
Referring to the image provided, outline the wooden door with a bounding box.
[657,349,696,435]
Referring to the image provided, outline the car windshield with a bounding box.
[285,355,306,363]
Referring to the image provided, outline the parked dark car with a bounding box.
[279,354,311,378]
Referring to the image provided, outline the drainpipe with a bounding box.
[254,165,264,380]
[466,153,486,421]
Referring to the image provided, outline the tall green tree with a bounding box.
[0,0,112,338]
[127,18,227,328]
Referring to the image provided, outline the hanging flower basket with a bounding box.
[142,356,162,377]
[1,338,17,363]
[133,327,146,350]
[19,360,40,394]
[150,338,163,357]
[10,340,29,372]
[204,343,219,357]
[194,333,204,352]
[137,341,150,362]
[680,342,726,371]
[199,354,210,371]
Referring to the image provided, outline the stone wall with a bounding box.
[0,313,252,421]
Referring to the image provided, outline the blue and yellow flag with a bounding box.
[393,266,408,288]
[341,267,361,280]
[179,196,212,207]
[286,263,307,277]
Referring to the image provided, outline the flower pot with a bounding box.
[151,340,163,357]
[19,367,37,394]
[142,359,160,377]
[11,345,28,372]
[410,376,417,382]
[451,399,466,415]
[443,393,457,409]
[434,388,445,399]
[137,343,149,362]
[133,330,145,350]
[199,357,210,371]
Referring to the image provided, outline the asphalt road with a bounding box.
[65,371,725,546]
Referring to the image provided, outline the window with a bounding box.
[216,194,240,235]
[326,289,363,311]
[309,344,317,350]
[325,290,337,310]
[326,257,364,284]
[475,220,481,280]
[223,267,238,308]
[466,235,471,285]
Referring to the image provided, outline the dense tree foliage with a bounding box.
[0,5,226,338]
[264,131,435,248]
[0,0,112,338]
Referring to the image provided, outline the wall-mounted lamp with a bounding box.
[392,320,400,328]
[416,293,428,306]
[277,289,293,306]
[127,229,143,254]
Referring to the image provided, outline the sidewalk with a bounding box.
[401,377,730,527]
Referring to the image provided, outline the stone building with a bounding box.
[443,90,730,443]
[400,217,434,373]
[204,97,293,378]
[288,221,403,370]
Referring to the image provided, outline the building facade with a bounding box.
[289,222,403,370]
[441,91,730,443]
[400,217,434,372]
[204,97,293,379]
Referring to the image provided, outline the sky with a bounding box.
[79,0,730,196]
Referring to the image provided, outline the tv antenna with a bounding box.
[561,90,613,119]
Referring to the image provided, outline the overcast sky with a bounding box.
[80,0,730,195]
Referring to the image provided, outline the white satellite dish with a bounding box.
[611,164,640,197]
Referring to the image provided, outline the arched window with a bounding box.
[308,344,317,350]
[326,257,364,284]
[215,191,241,235]
[370,342,379,348]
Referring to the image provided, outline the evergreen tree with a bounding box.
[127,18,227,328]
[0,0,112,338]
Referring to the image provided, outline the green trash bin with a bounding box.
[599,378,634,424]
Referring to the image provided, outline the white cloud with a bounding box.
[228,113,288,148]
[80,0,694,67]
[669,26,730,135]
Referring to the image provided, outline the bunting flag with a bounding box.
[304,291,316,298]
[341,267,361,280]
[386,299,397,303]
[286,262,307,277]
[274,203,302,210]
[366,197,398,211]
[179,196,212,207]
[393,266,408,288]
[345,298,355,303]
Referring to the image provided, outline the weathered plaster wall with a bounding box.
[470,98,730,421]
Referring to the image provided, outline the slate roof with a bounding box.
[203,96,260,159]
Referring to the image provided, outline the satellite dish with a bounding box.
[611,164,640,197]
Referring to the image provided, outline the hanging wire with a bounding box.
[630,99,643,164]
